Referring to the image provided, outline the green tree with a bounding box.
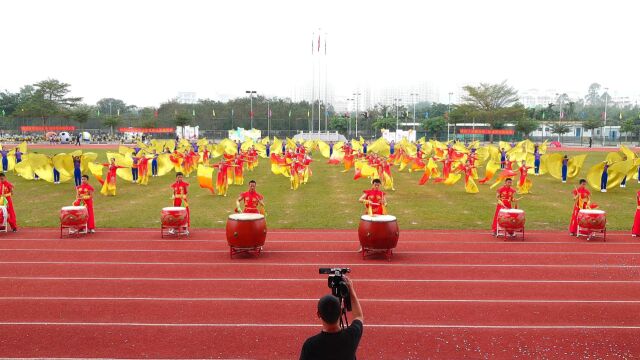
[328,116,347,133]
[18,79,82,126]
[97,98,130,117]
[620,119,637,142]
[422,116,447,138]
[103,116,121,136]
[461,81,519,142]
[372,118,396,131]
[585,83,601,106]
[583,118,603,131]
[71,105,93,130]
[515,118,539,137]
[550,123,571,139]
[0,90,19,116]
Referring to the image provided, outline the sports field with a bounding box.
[10,145,640,231]
[0,228,638,359]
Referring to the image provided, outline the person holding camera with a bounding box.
[299,275,363,360]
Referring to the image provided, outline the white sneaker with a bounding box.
[621,185,626,188]
[89,229,95,233]
[168,228,176,235]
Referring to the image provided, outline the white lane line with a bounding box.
[0,276,638,284]
[1,248,639,256]
[0,261,638,268]
[0,321,639,329]
[2,238,636,245]
[13,229,632,236]
[1,297,639,304]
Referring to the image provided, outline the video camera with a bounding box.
[319,267,352,312]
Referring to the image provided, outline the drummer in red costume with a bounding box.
[359,178,387,215]
[633,190,640,237]
[171,172,190,227]
[73,175,95,233]
[569,179,593,236]
[236,180,265,214]
[0,173,17,232]
[492,178,517,235]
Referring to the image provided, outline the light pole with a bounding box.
[394,98,402,141]
[602,87,609,147]
[410,93,419,132]
[555,93,563,142]
[346,98,354,136]
[266,100,271,137]
[447,92,453,141]
[245,90,257,129]
[353,92,361,138]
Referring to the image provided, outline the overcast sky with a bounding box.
[1,0,638,106]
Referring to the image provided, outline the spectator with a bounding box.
[299,275,363,360]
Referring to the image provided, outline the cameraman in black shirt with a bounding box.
[300,275,363,360]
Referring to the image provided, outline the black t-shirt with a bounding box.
[299,320,363,360]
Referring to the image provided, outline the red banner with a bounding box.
[21,126,76,132]
[118,127,174,133]
[459,129,514,135]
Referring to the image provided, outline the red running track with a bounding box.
[0,228,639,359]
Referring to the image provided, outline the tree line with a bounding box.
[1,79,638,139]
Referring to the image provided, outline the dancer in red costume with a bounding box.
[491,178,516,234]
[358,178,387,215]
[73,175,95,233]
[0,172,17,231]
[569,179,594,236]
[236,180,265,214]
[633,190,640,237]
[170,172,190,227]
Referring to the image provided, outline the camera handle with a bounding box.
[339,297,350,329]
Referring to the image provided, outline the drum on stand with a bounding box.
[161,207,189,237]
[60,206,89,238]
[577,209,606,241]
[226,213,267,258]
[358,215,399,260]
[496,209,525,240]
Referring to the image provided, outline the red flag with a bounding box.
[154,110,158,118]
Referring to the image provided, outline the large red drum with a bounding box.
[358,215,399,251]
[161,207,188,228]
[578,209,606,230]
[226,213,267,249]
[497,209,525,231]
[60,206,88,227]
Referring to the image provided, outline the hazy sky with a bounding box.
[1,0,638,106]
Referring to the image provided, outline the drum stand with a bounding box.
[161,225,189,238]
[576,226,606,241]
[495,225,525,241]
[229,246,262,258]
[60,223,88,238]
[361,247,393,261]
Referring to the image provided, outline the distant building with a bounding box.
[177,92,197,104]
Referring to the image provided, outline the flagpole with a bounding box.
[311,31,315,134]
[324,32,328,134]
[317,29,321,134]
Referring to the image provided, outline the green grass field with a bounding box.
[9,148,639,230]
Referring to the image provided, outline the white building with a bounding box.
[529,123,622,140]
[177,92,197,104]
